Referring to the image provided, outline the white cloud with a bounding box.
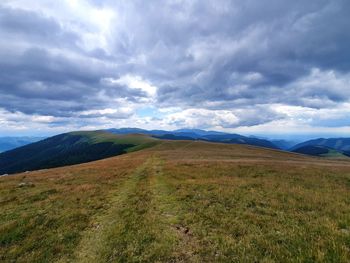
[104,75,157,97]
[78,107,133,118]
[4,0,115,52]
[164,108,239,128]
[31,115,57,123]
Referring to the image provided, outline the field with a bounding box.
[0,140,350,262]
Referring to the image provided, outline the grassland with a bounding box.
[0,140,349,262]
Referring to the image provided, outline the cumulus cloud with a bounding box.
[0,0,349,135]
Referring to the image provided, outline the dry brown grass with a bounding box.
[1,140,349,262]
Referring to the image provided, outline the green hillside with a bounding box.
[292,138,350,152]
[320,148,349,158]
[292,145,349,159]
[0,131,159,175]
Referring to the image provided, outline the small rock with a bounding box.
[18,182,35,188]
[340,229,350,235]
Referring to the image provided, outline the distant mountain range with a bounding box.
[271,140,298,150]
[106,128,228,138]
[107,128,280,149]
[0,137,44,153]
[292,145,349,158]
[1,128,350,175]
[107,128,350,158]
[291,138,350,152]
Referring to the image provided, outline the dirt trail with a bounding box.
[65,156,199,263]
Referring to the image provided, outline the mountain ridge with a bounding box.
[0,131,159,175]
[291,137,350,156]
[107,128,280,149]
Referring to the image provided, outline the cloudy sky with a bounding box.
[1,0,350,138]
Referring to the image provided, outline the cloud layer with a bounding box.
[1,0,350,136]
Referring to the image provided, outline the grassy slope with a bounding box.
[292,145,349,159]
[0,131,159,174]
[320,148,349,159]
[71,131,159,152]
[0,141,350,262]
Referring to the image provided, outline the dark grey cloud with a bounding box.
[105,0,350,109]
[142,0,350,109]
[0,0,349,131]
[0,4,150,117]
[0,5,79,50]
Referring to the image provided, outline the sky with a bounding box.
[0,0,350,139]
